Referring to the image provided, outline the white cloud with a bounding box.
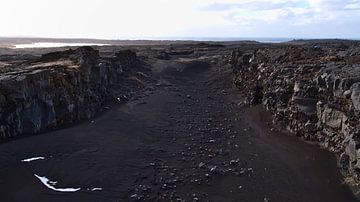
[345,2,360,10]
[201,0,360,30]
[0,0,359,38]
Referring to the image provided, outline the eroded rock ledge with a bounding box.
[0,47,147,139]
[231,43,360,192]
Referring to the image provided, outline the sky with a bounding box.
[0,0,359,39]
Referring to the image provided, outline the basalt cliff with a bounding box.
[0,47,148,139]
[231,41,360,193]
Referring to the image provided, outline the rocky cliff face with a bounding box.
[231,43,360,190]
[0,47,146,139]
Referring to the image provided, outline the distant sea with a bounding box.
[143,37,360,43]
[131,37,294,43]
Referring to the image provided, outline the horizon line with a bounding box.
[1,36,360,41]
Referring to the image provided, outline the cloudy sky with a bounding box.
[0,0,359,39]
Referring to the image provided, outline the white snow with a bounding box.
[34,174,81,192]
[91,188,103,191]
[21,157,45,162]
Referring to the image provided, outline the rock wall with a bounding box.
[0,47,143,139]
[231,44,360,190]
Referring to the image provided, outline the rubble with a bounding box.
[231,43,360,190]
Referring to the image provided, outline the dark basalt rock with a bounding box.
[231,44,360,190]
[0,47,144,139]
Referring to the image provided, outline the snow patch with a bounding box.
[91,188,103,191]
[21,157,45,162]
[34,174,81,192]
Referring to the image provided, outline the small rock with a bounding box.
[210,166,217,172]
[344,90,352,99]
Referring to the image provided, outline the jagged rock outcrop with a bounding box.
[0,47,145,139]
[231,44,360,190]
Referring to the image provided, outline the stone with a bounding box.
[293,97,318,116]
[351,83,360,110]
[344,90,352,99]
[293,81,302,93]
[354,149,360,169]
[345,138,357,162]
[321,107,344,129]
[339,153,350,171]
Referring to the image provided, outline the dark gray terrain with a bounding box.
[0,40,359,202]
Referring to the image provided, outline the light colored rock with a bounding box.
[294,82,301,93]
[321,107,344,129]
[344,90,352,99]
[345,137,357,162]
[351,83,360,110]
[355,150,360,169]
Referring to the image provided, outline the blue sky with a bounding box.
[0,0,359,39]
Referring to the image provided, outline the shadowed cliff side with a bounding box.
[0,47,150,139]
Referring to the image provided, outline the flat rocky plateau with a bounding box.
[0,40,359,202]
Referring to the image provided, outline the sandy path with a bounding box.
[0,56,357,202]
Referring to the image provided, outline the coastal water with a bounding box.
[13,42,109,49]
[148,37,294,43]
